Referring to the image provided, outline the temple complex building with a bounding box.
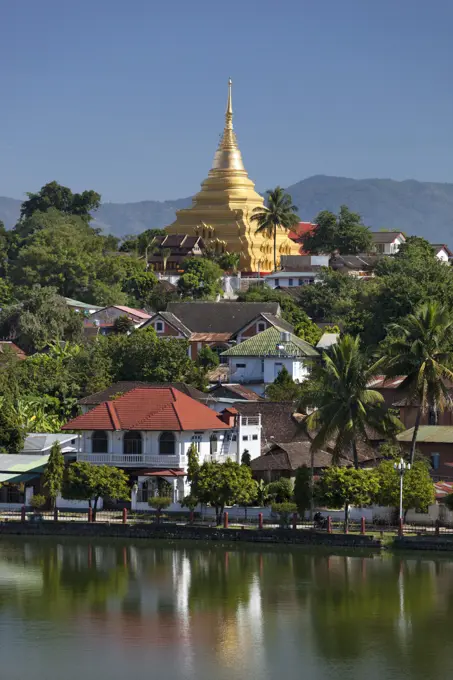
[165,80,300,272]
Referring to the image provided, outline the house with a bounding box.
[65,297,102,315]
[142,301,293,359]
[21,432,80,455]
[250,441,343,482]
[233,401,308,452]
[0,341,27,360]
[330,253,381,278]
[316,332,339,350]
[62,386,262,509]
[263,255,329,288]
[394,393,453,429]
[84,305,152,336]
[431,244,453,263]
[287,222,317,255]
[370,231,405,255]
[0,454,51,507]
[220,326,318,395]
[77,381,210,413]
[208,383,264,402]
[397,426,453,479]
[147,234,206,273]
[367,375,407,407]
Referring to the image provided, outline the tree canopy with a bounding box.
[302,205,372,255]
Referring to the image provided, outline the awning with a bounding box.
[143,469,186,477]
[0,473,40,484]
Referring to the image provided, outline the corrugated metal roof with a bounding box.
[221,326,319,358]
[397,426,453,443]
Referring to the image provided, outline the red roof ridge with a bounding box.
[106,401,121,430]
[170,387,184,431]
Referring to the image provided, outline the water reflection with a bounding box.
[0,539,452,680]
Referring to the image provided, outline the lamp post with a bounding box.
[394,458,411,530]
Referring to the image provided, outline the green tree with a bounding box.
[62,462,130,519]
[177,258,223,299]
[217,251,240,273]
[43,442,65,510]
[0,287,83,353]
[315,467,379,531]
[255,479,271,506]
[187,442,200,486]
[197,345,220,370]
[379,302,453,464]
[250,187,300,271]
[20,181,100,223]
[302,205,372,255]
[267,478,293,503]
[373,458,435,519]
[112,315,134,335]
[302,335,403,468]
[196,459,254,524]
[237,285,310,326]
[294,314,323,345]
[265,366,301,401]
[0,399,25,453]
[235,465,258,520]
[148,496,172,522]
[294,465,311,518]
[161,247,172,272]
[241,450,251,466]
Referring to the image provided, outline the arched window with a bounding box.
[210,434,218,456]
[159,432,176,455]
[123,431,142,455]
[92,430,108,454]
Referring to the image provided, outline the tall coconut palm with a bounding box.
[161,248,172,273]
[380,302,453,464]
[250,187,300,272]
[300,335,402,470]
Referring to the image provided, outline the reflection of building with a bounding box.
[165,80,300,272]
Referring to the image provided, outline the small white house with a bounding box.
[431,244,452,263]
[371,231,406,255]
[264,255,329,289]
[221,326,319,396]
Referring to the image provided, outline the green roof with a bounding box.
[397,426,453,444]
[64,297,102,310]
[221,326,319,358]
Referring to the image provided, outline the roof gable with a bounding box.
[64,387,228,432]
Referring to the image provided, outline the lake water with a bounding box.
[0,538,452,680]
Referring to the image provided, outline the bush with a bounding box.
[148,496,172,522]
[29,494,46,511]
[267,478,293,503]
[272,501,297,527]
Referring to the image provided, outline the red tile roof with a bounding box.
[111,306,151,320]
[62,387,230,432]
[288,222,316,255]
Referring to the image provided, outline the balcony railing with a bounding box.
[240,416,260,426]
[77,453,185,467]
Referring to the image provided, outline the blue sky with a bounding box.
[1,0,452,203]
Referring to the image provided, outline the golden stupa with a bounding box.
[165,79,300,272]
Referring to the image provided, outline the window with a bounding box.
[92,430,108,453]
[274,278,279,287]
[252,434,258,441]
[159,432,176,455]
[231,434,237,442]
[123,431,142,455]
[431,453,440,470]
[257,322,266,332]
[242,435,249,441]
[261,359,265,374]
[288,278,293,286]
[236,363,246,368]
[191,433,203,451]
[155,321,164,332]
[298,278,303,286]
[210,434,218,456]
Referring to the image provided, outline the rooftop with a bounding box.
[22,433,79,453]
[397,426,453,444]
[208,384,264,401]
[250,441,340,472]
[221,326,319,358]
[233,402,306,446]
[0,341,27,360]
[163,301,281,334]
[65,297,102,311]
[78,381,208,406]
[64,387,229,432]
[370,231,405,244]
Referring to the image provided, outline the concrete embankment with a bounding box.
[0,521,381,548]
[393,535,453,552]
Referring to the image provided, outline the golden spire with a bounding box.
[211,78,245,172]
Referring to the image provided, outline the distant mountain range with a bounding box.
[2,175,453,245]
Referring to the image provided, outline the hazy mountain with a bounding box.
[2,175,453,244]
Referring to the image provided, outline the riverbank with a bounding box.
[0,520,381,548]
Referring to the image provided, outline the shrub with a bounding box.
[148,496,172,523]
[267,478,293,503]
[29,494,46,511]
[272,501,297,527]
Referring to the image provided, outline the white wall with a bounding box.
[228,356,308,386]
[265,274,318,289]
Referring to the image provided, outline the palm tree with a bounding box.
[300,335,402,470]
[380,302,453,464]
[161,248,172,273]
[250,187,300,272]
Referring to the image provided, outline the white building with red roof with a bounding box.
[62,386,261,508]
